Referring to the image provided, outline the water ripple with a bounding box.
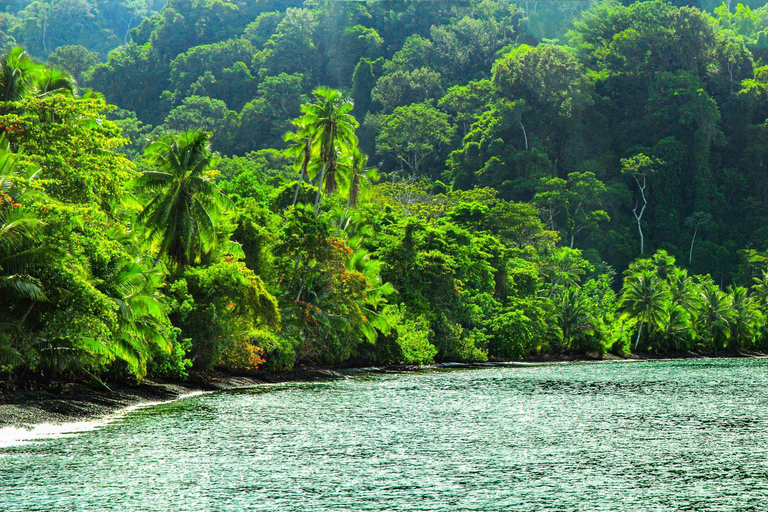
[3,359,768,511]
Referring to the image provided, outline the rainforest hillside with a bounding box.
[6,0,768,277]
[3,0,768,387]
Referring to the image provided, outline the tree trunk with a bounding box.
[634,319,644,350]
[520,121,528,150]
[689,225,698,265]
[313,165,326,215]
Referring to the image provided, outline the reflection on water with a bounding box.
[3,360,768,511]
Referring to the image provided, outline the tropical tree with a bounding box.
[0,47,41,101]
[376,102,454,175]
[697,283,734,351]
[0,142,47,306]
[655,302,693,352]
[621,154,662,255]
[727,285,760,351]
[668,267,700,315]
[533,171,609,249]
[335,149,378,235]
[0,47,75,101]
[554,287,594,352]
[97,257,173,379]
[619,269,670,349]
[283,119,315,207]
[136,130,232,268]
[300,87,359,214]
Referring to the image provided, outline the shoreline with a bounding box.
[1,351,765,432]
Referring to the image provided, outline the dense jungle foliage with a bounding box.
[4,0,768,387]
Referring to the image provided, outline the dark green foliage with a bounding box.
[7,0,768,392]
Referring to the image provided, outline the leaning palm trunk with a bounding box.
[313,164,327,215]
[291,148,311,207]
[634,319,644,349]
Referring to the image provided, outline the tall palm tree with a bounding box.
[619,269,670,350]
[136,130,231,268]
[697,283,733,351]
[727,285,759,352]
[335,149,378,236]
[668,267,700,315]
[555,287,594,352]
[656,301,693,352]
[283,119,316,207]
[650,250,676,281]
[300,87,358,214]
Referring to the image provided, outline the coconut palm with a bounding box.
[300,87,359,213]
[650,250,676,281]
[97,258,172,379]
[668,267,700,315]
[0,47,76,102]
[283,119,316,207]
[697,283,733,351]
[619,269,670,349]
[0,146,50,367]
[347,247,394,343]
[656,301,693,352]
[335,149,378,236]
[0,143,47,305]
[137,130,232,268]
[727,285,760,351]
[555,287,594,352]
[36,66,76,97]
[0,47,42,101]
[752,271,768,307]
[0,205,46,303]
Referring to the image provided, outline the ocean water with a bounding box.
[3,359,768,511]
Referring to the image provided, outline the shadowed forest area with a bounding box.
[3,0,768,388]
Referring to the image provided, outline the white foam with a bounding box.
[0,389,209,449]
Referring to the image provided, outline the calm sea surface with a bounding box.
[3,359,768,511]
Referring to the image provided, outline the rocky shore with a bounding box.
[0,369,348,429]
[1,352,763,430]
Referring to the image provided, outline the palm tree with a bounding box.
[283,119,316,208]
[300,87,359,214]
[0,143,47,305]
[0,47,75,102]
[668,267,701,315]
[555,287,594,352]
[347,247,394,343]
[727,285,759,352]
[656,301,693,352]
[97,257,172,379]
[0,47,42,101]
[0,205,47,303]
[136,130,231,268]
[697,283,733,351]
[35,66,76,97]
[0,144,51,369]
[619,269,670,350]
[650,250,676,281]
[752,271,768,308]
[335,149,378,236]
